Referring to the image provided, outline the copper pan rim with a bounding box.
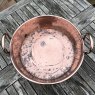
[10,15,84,84]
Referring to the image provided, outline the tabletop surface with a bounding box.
[0,0,95,95]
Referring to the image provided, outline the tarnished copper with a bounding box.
[1,15,94,84]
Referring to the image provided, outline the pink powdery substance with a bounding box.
[20,29,74,79]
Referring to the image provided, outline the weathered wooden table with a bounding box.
[0,0,95,95]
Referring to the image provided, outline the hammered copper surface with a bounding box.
[10,16,83,84]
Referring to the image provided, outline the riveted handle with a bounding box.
[1,33,11,54]
[83,33,94,54]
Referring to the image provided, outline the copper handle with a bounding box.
[83,33,94,54]
[1,33,11,54]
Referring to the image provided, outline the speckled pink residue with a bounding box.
[20,29,74,79]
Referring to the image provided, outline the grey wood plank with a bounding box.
[53,0,76,17]
[90,22,95,30]
[36,0,61,16]
[38,0,71,19]
[47,0,73,19]
[0,45,11,65]
[88,52,95,62]
[93,20,95,24]
[65,80,87,95]
[7,15,19,30]
[42,85,60,95]
[82,60,95,82]
[85,25,95,38]
[25,4,39,17]
[52,84,73,95]
[13,81,28,95]
[16,9,29,21]
[83,0,91,6]
[0,67,2,70]
[33,0,49,15]
[11,12,24,25]
[19,78,37,95]
[71,6,95,30]
[0,64,21,93]
[75,0,90,9]
[78,66,95,92]
[30,1,46,15]
[0,21,12,37]
[61,0,80,15]
[0,19,15,35]
[29,82,47,95]
[0,54,7,69]
[0,90,9,95]
[60,78,91,95]
[0,47,11,65]
[20,6,34,19]
[68,0,85,11]
[71,74,95,95]
[7,85,18,95]
[0,0,31,20]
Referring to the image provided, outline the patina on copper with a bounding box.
[1,15,94,84]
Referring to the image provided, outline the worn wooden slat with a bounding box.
[7,15,19,30]
[16,9,29,21]
[0,47,11,65]
[7,85,18,95]
[33,0,49,15]
[0,64,21,93]
[30,1,46,15]
[88,52,95,62]
[37,0,61,16]
[53,0,76,17]
[11,12,24,25]
[0,19,15,34]
[0,54,7,69]
[25,4,39,17]
[20,6,34,19]
[19,78,37,95]
[78,66,95,92]
[0,67,2,70]
[13,81,28,95]
[71,6,95,30]
[85,25,95,38]
[65,80,87,95]
[47,0,73,19]
[72,7,95,30]
[0,90,9,95]
[0,45,11,65]
[42,85,61,95]
[0,0,31,20]
[0,21,13,37]
[61,0,80,15]
[71,74,95,95]
[93,20,95,24]
[29,82,47,95]
[38,0,71,19]
[82,60,95,82]
[52,84,74,95]
[90,22,95,30]
[75,0,90,9]
[68,0,85,11]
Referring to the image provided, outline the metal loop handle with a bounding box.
[83,33,94,54]
[1,33,11,54]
